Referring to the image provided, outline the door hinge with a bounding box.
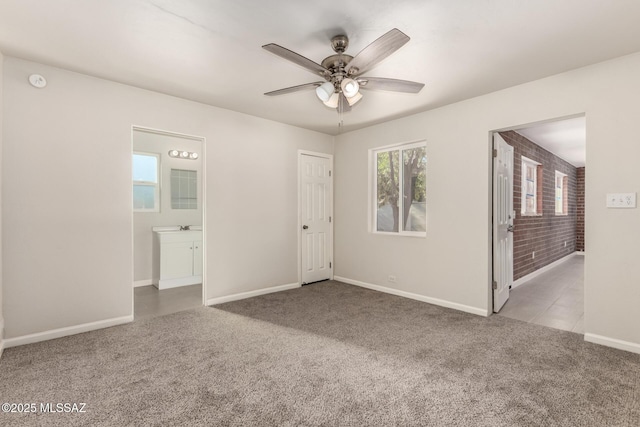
[329,216,332,223]
[493,149,498,158]
[329,170,332,177]
[329,262,332,268]
[492,281,498,290]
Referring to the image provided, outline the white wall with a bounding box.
[334,52,640,352]
[2,57,333,340]
[133,130,203,284]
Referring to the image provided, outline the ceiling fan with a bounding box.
[262,28,424,115]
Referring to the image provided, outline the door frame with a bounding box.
[131,125,207,315]
[297,150,334,285]
[489,113,586,313]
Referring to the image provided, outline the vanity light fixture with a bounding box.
[169,150,199,160]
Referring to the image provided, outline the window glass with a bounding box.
[376,150,399,232]
[521,157,540,215]
[373,141,427,236]
[133,152,159,212]
[402,147,427,232]
[133,185,156,210]
[133,153,158,183]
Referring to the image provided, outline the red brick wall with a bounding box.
[576,167,585,252]
[499,131,578,280]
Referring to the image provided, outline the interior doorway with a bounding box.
[491,115,586,333]
[132,126,206,320]
[298,151,334,285]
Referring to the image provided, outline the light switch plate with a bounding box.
[606,193,637,208]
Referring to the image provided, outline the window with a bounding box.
[171,169,197,209]
[133,152,160,212]
[521,156,541,215]
[372,141,427,236]
[555,171,568,215]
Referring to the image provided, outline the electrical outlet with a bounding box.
[388,275,396,283]
[532,251,535,259]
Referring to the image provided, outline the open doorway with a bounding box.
[132,127,206,320]
[492,116,585,333]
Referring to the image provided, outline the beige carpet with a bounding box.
[1,281,638,426]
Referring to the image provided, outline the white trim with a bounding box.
[585,333,640,355]
[297,150,334,285]
[576,251,585,256]
[334,276,489,317]
[4,315,133,349]
[512,252,578,289]
[0,317,5,359]
[134,279,153,288]
[207,283,300,306]
[131,125,205,142]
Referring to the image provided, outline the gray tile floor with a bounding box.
[134,284,203,321]
[497,255,584,334]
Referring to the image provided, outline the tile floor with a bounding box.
[134,284,203,321]
[497,255,584,334]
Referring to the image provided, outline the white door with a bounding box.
[300,153,333,284]
[493,133,514,312]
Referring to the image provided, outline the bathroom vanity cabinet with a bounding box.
[153,229,203,289]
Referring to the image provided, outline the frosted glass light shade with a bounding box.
[316,82,335,102]
[341,78,359,98]
[346,91,363,106]
[323,93,339,108]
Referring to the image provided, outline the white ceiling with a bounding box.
[516,117,586,167]
[1,1,640,135]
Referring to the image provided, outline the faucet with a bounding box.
[179,225,190,231]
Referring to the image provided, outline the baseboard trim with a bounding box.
[207,282,300,306]
[134,279,153,288]
[512,252,578,289]
[4,315,134,349]
[584,333,640,355]
[334,276,489,317]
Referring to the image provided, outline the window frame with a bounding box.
[133,151,161,213]
[370,140,427,237]
[555,170,568,215]
[521,156,541,216]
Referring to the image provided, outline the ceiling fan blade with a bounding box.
[263,43,330,77]
[357,77,424,93]
[264,82,324,96]
[345,28,410,76]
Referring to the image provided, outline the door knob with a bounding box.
[507,224,514,233]
[302,225,308,230]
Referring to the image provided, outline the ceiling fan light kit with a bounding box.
[324,93,340,108]
[341,78,359,98]
[316,82,335,102]
[346,91,363,106]
[263,28,425,122]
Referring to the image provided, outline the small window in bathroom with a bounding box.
[133,152,160,212]
[171,169,197,209]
